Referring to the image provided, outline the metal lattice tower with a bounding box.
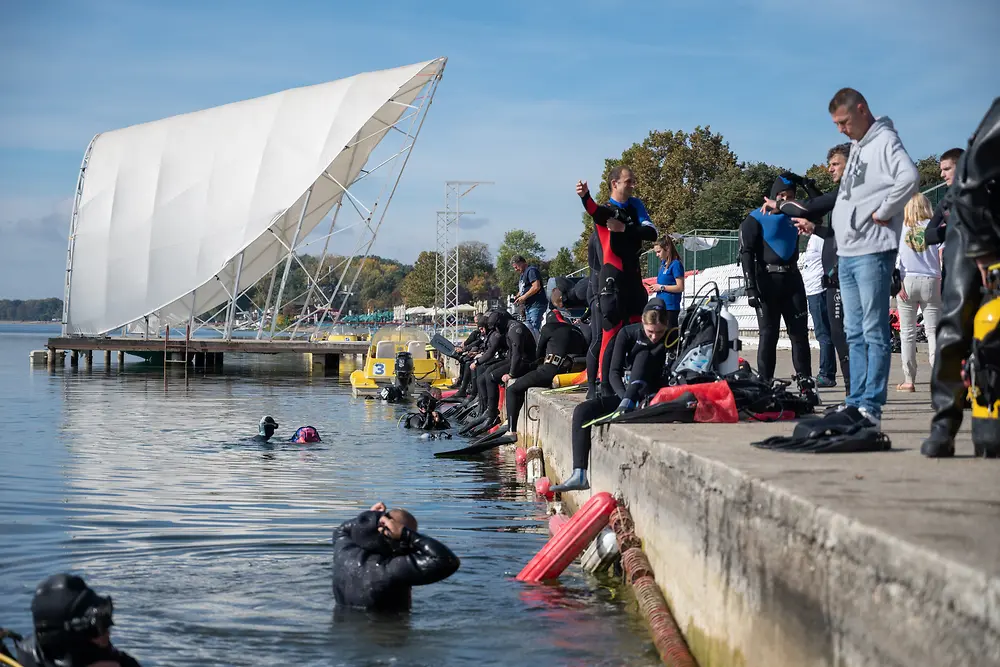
[434,180,491,340]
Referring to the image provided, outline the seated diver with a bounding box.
[254,415,279,442]
[475,309,588,447]
[463,310,537,436]
[452,315,486,398]
[551,300,671,493]
[458,310,510,423]
[332,501,460,611]
[7,573,141,667]
[404,392,451,431]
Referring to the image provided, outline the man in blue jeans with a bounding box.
[802,233,837,387]
[825,88,919,430]
[512,255,546,334]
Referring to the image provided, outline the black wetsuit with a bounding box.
[406,394,451,430]
[780,186,850,394]
[455,329,483,397]
[581,193,658,391]
[480,319,537,421]
[739,208,812,382]
[471,326,507,403]
[585,231,603,397]
[570,323,667,470]
[14,636,142,667]
[332,510,460,611]
[506,314,588,431]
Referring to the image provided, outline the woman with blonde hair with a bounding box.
[895,192,942,392]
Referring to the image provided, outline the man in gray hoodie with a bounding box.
[825,88,919,430]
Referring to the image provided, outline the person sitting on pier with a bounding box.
[551,300,671,493]
[481,309,588,446]
[462,310,511,418]
[452,315,487,399]
[462,310,537,436]
[254,415,279,442]
[332,501,460,611]
[8,573,142,667]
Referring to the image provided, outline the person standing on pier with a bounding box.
[576,167,659,398]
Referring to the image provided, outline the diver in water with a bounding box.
[551,301,671,493]
[332,502,460,611]
[290,426,322,443]
[254,415,279,442]
[405,392,451,431]
[7,573,141,667]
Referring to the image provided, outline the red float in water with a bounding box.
[516,492,617,583]
[534,477,554,500]
[515,447,527,465]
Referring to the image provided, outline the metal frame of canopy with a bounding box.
[62,58,447,342]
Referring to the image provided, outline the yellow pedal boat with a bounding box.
[350,326,453,397]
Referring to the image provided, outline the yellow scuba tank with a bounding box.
[969,262,1000,457]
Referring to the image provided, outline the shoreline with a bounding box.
[520,350,999,667]
[0,320,60,325]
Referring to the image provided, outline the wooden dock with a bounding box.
[40,336,370,373]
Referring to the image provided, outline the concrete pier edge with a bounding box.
[522,387,1000,667]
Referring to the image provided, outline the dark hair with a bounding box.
[607,165,631,190]
[827,143,851,162]
[828,87,868,113]
[654,235,679,263]
[941,147,965,163]
[641,303,670,326]
[511,255,526,265]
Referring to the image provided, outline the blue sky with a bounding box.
[1,0,997,299]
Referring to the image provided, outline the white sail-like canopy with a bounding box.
[64,57,446,336]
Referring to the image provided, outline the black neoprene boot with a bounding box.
[920,424,956,458]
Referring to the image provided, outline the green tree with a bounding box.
[458,241,493,283]
[915,155,942,190]
[575,126,739,253]
[399,251,439,306]
[547,246,577,278]
[464,272,497,301]
[674,162,785,232]
[495,229,545,295]
[805,163,836,194]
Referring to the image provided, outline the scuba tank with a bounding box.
[968,262,1000,457]
[716,297,741,376]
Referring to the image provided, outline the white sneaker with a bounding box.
[857,407,881,431]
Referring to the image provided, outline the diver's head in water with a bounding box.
[641,300,670,345]
[30,573,115,659]
[258,415,279,440]
[291,426,321,443]
[379,508,418,543]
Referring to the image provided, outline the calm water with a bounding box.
[0,324,657,666]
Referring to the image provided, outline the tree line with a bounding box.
[0,298,63,321]
[572,126,946,264]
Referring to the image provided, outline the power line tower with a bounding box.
[434,180,492,340]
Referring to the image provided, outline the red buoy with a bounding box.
[440,389,458,399]
[516,492,617,582]
[535,477,554,500]
[515,447,527,465]
[548,512,569,536]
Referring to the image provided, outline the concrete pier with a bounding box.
[523,352,999,667]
